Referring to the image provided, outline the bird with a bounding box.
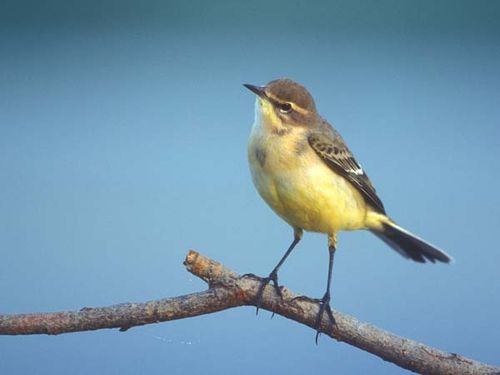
[243,78,451,342]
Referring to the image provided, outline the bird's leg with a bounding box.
[243,228,302,314]
[314,233,337,344]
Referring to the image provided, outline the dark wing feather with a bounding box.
[308,128,386,214]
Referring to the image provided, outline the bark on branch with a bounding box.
[0,250,498,375]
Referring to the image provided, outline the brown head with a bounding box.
[244,78,319,128]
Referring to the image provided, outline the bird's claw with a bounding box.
[242,271,283,314]
[290,293,336,343]
[241,273,260,280]
[291,295,321,304]
[314,292,336,344]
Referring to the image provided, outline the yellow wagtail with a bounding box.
[244,78,451,341]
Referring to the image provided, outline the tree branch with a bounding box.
[0,250,498,375]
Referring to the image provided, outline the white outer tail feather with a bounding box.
[371,220,452,264]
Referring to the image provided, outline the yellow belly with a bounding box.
[248,127,368,234]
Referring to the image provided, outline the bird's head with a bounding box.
[244,79,319,131]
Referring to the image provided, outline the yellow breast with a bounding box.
[248,120,368,234]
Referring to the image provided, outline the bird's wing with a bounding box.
[308,124,386,213]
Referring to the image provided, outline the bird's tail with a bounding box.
[368,215,452,263]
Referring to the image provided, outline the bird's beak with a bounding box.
[243,84,266,99]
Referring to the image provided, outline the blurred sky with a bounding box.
[1,1,499,374]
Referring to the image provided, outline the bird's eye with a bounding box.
[279,103,292,113]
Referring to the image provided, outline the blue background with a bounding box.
[1,1,499,373]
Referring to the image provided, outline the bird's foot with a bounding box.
[241,271,283,314]
[291,293,336,343]
[291,295,321,304]
[313,292,336,344]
